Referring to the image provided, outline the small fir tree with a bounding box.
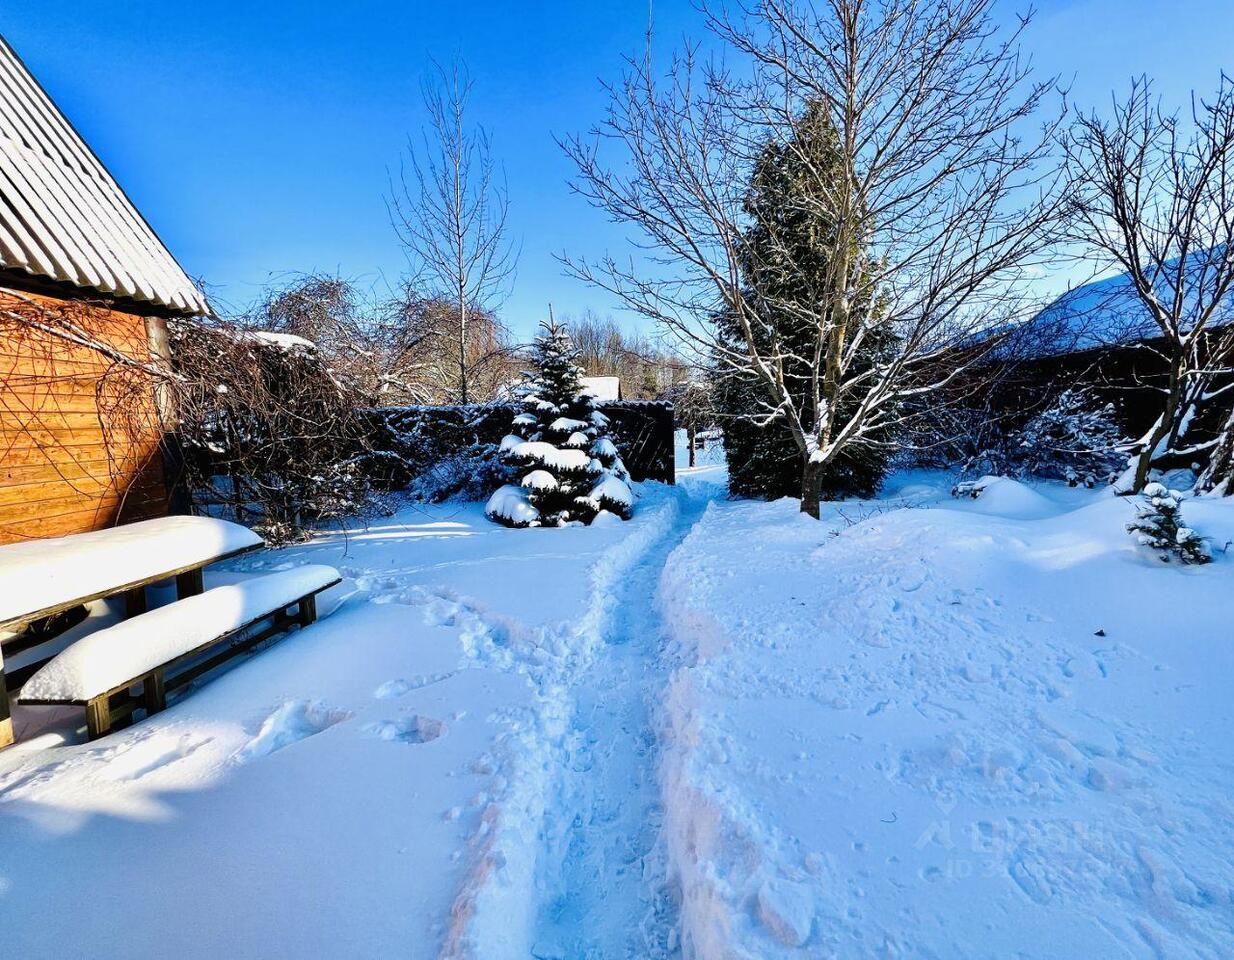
[1126,483,1210,564]
[486,319,632,527]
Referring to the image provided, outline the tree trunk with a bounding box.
[1199,407,1234,495]
[800,456,823,519]
[687,424,697,467]
[457,300,469,405]
[1130,373,1184,494]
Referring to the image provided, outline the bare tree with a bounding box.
[562,0,1063,516]
[389,58,518,405]
[1062,75,1234,494]
[668,377,716,467]
[563,309,689,399]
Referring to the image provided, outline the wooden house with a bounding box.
[0,35,208,545]
[987,262,1234,458]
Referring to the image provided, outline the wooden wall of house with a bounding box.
[0,287,171,543]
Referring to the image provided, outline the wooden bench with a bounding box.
[18,564,341,740]
[0,516,265,746]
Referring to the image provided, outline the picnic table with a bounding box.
[0,516,264,747]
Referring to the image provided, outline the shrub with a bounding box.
[1016,388,1127,487]
[1126,483,1210,564]
[171,320,379,544]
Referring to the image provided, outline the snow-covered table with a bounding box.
[0,516,264,747]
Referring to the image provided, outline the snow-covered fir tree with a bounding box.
[1126,483,1210,564]
[485,319,632,527]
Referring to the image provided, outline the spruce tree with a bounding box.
[486,319,632,527]
[715,101,897,502]
[1126,483,1210,564]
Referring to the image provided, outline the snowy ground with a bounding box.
[660,469,1234,958]
[2,434,1232,958]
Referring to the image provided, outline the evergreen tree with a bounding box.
[486,319,632,527]
[1126,483,1210,564]
[715,101,897,502]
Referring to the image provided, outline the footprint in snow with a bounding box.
[365,715,447,744]
[374,679,412,699]
[373,672,457,699]
[235,699,353,763]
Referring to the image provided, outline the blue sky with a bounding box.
[3,1,1232,340]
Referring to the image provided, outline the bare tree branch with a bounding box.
[388,57,519,405]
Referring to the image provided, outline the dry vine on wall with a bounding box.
[1,291,383,546]
[0,289,171,543]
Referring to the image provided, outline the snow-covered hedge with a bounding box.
[365,399,672,504]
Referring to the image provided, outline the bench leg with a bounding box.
[124,586,148,619]
[297,594,318,627]
[143,670,167,716]
[176,568,204,600]
[0,674,11,750]
[85,697,112,740]
[0,640,10,748]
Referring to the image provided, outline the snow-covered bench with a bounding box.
[19,564,341,740]
[0,516,265,746]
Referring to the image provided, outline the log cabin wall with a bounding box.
[0,286,171,543]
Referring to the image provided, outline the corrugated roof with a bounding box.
[0,36,208,316]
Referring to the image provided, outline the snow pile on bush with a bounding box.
[917,388,1128,489]
[950,475,1059,520]
[1126,482,1211,564]
[486,320,632,527]
[1016,388,1128,487]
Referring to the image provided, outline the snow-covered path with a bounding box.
[530,489,707,959]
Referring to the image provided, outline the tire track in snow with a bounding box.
[528,489,710,960]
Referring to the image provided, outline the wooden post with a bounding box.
[297,594,318,627]
[176,567,204,599]
[142,670,166,716]
[124,586,148,618]
[85,696,111,740]
[0,641,12,749]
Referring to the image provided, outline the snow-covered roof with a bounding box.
[0,37,209,316]
[251,331,316,352]
[1024,250,1234,358]
[582,376,622,401]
